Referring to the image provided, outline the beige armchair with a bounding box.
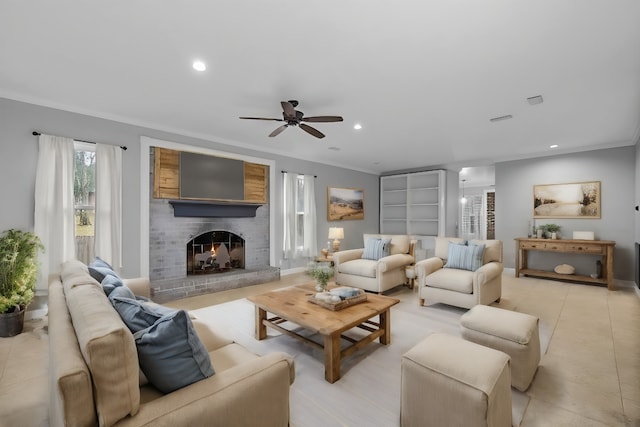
[333,234,416,293]
[415,237,503,309]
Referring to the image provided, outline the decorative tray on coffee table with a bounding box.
[308,288,367,311]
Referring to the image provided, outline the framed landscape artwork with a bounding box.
[533,181,601,219]
[327,187,364,221]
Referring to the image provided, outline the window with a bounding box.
[74,142,96,264]
[283,173,317,259]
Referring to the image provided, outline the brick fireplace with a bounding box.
[148,197,279,303]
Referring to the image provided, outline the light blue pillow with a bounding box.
[101,275,125,296]
[91,256,113,270]
[362,238,392,261]
[111,296,177,332]
[445,242,485,271]
[133,310,215,393]
[88,265,117,283]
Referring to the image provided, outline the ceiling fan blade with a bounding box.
[281,101,297,119]
[239,116,283,121]
[299,123,325,139]
[269,124,288,137]
[302,116,344,123]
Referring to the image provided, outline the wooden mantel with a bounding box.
[515,238,616,290]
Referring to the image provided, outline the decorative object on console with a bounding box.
[533,181,600,218]
[327,187,364,221]
[554,264,575,275]
[573,231,595,240]
[540,223,560,239]
[328,227,344,252]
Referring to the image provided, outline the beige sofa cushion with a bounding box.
[48,280,97,427]
[337,258,377,278]
[65,282,140,427]
[425,268,473,293]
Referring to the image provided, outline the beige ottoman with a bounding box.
[401,333,512,427]
[460,305,540,392]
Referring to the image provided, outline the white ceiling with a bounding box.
[1,2,639,175]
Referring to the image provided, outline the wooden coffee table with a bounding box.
[247,283,399,383]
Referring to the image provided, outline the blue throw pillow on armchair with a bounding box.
[445,242,485,272]
[362,238,392,260]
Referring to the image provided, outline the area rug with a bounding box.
[192,286,542,427]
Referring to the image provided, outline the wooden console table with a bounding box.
[515,238,616,290]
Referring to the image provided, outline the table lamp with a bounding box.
[328,227,344,252]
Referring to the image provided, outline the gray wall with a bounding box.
[0,97,380,278]
[496,146,635,281]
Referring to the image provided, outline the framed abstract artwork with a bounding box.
[533,181,600,219]
[327,187,364,221]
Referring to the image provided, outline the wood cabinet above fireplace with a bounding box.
[153,147,268,204]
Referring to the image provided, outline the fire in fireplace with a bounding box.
[187,230,245,275]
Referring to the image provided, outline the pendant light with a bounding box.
[460,179,467,204]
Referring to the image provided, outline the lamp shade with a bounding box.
[328,227,344,240]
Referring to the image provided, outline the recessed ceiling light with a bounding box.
[527,95,544,105]
[549,144,559,148]
[353,123,362,130]
[489,115,513,122]
[193,61,206,71]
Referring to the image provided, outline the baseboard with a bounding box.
[503,267,516,276]
[281,266,308,276]
[26,307,48,320]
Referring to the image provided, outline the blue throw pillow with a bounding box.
[91,256,114,270]
[101,275,125,296]
[362,238,391,261]
[88,265,118,283]
[133,310,215,393]
[445,242,485,271]
[108,284,136,302]
[110,297,213,393]
[111,296,177,332]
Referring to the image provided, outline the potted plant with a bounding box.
[542,224,561,239]
[0,229,44,337]
[308,261,334,292]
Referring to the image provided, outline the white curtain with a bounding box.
[282,173,317,260]
[33,134,76,292]
[282,172,297,260]
[95,143,122,271]
[302,174,317,258]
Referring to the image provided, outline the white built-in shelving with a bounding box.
[380,170,446,236]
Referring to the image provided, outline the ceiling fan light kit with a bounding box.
[240,100,343,139]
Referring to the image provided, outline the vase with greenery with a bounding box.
[542,224,561,239]
[309,262,334,292]
[0,229,44,337]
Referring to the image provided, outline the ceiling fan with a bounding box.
[239,100,343,139]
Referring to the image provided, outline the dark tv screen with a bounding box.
[179,152,245,200]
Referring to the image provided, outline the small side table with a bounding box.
[315,256,334,266]
[405,265,416,289]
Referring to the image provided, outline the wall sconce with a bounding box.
[328,227,344,252]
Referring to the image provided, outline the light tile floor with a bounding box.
[1,273,639,426]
